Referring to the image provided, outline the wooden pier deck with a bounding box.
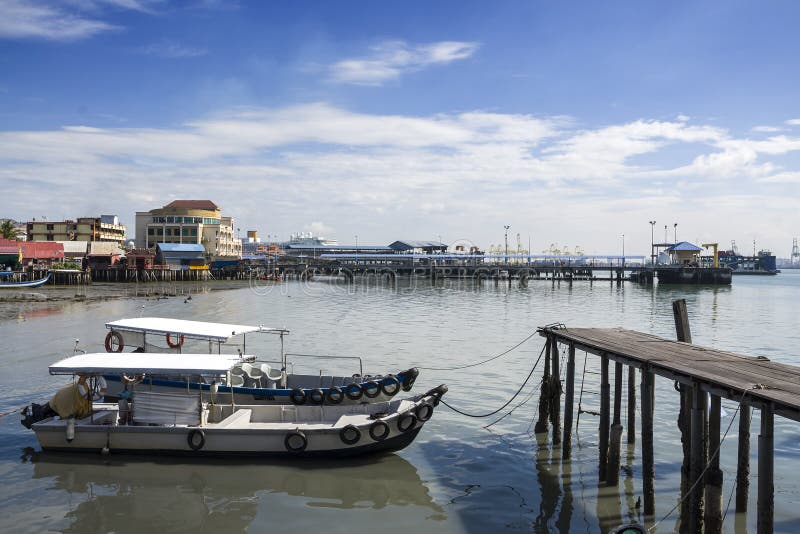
[543,327,800,421]
[536,320,792,533]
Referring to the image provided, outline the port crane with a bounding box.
[702,243,719,268]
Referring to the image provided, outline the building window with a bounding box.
[147,228,154,235]
[182,227,191,236]
[46,224,54,230]
[190,228,197,236]
[157,228,163,236]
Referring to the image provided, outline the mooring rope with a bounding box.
[720,401,755,525]
[418,329,539,371]
[648,387,752,532]
[440,342,547,418]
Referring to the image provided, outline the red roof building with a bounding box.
[163,200,220,210]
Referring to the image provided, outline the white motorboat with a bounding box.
[22,352,447,457]
[101,317,420,405]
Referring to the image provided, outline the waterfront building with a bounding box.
[664,241,704,265]
[388,240,448,254]
[0,239,65,269]
[26,215,126,246]
[134,200,242,260]
[155,243,207,270]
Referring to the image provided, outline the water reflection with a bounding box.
[25,449,440,532]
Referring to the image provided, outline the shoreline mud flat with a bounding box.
[0,280,252,322]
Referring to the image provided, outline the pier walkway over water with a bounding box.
[537,320,794,533]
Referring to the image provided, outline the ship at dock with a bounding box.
[716,243,779,275]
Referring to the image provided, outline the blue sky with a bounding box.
[2,0,800,255]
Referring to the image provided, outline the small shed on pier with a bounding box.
[665,241,703,265]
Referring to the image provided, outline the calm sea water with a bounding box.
[1,272,799,533]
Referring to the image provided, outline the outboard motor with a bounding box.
[20,403,55,429]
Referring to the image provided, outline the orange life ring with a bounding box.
[166,333,185,349]
[104,331,124,353]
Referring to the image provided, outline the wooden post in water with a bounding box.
[758,403,774,534]
[736,404,751,513]
[534,335,552,433]
[563,342,576,458]
[689,381,708,533]
[641,368,655,516]
[599,355,610,481]
[673,298,693,529]
[550,336,562,445]
[606,361,624,486]
[627,366,636,444]
[705,394,723,533]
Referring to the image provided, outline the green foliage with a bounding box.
[0,219,21,240]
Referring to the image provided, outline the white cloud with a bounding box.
[329,40,479,86]
[786,119,800,126]
[0,0,119,40]
[752,125,783,133]
[137,39,208,58]
[2,105,800,253]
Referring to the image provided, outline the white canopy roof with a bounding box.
[49,353,253,375]
[105,317,286,342]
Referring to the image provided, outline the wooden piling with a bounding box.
[641,368,655,516]
[736,404,751,513]
[758,403,774,534]
[606,362,624,486]
[673,298,693,529]
[689,381,708,533]
[673,298,692,343]
[534,336,552,433]
[705,394,723,533]
[627,366,635,444]
[551,336,562,445]
[599,355,610,481]
[563,342,575,458]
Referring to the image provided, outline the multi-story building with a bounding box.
[26,215,127,246]
[134,200,242,259]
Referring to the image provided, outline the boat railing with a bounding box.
[285,353,363,376]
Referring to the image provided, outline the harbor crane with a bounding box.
[703,243,719,268]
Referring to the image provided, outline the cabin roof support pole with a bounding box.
[758,403,774,534]
[562,341,576,458]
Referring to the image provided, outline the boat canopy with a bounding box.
[105,317,287,342]
[49,352,254,376]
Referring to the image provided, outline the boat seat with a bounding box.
[229,374,245,387]
[215,409,252,428]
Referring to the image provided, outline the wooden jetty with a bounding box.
[537,306,793,533]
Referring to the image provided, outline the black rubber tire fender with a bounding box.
[397,412,417,433]
[285,430,308,453]
[415,401,434,422]
[326,386,344,404]
[308,388,325,405]
[363,380,381,399]
[289,388,307,405]
[339,424,361,445]
[369,420,390,441]
[345,383,363,401]
[381,375,400,397]
[187,429,205,451]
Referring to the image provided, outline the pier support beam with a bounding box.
[550,336,562,445]
[563,342,575,458]
[534,336,552,433]
[690,381,708,533]
[641,368,655,516]
[599,355,610,482]
[736,404,751,514]
[758,404,774,534]
[606,362,624,486]
[705,394,723,533]
[627,366,636,444]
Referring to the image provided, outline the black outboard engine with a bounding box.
[20,403,56,429]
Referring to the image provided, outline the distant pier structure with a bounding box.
[535,300,791,533]
[291,253,732,285]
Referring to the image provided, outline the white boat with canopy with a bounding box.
[22,352,447,457]
[101,317,419,406]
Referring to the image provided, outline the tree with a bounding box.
[0,219,21,240]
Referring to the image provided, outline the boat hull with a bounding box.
[0,272,51,288]
[31,386,446,458]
